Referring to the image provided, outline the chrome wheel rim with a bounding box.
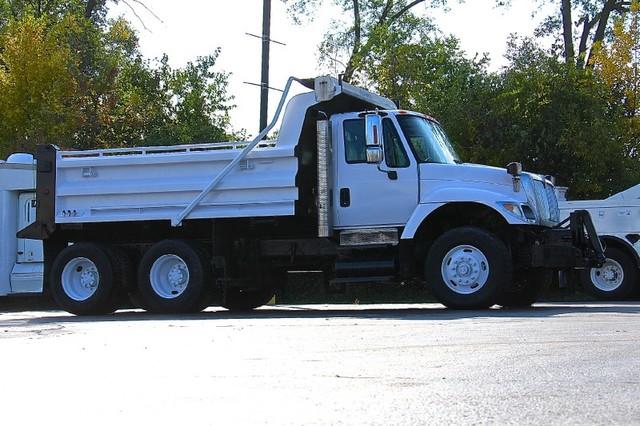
[149,254,190,299]
[590,258,624,292]
[61,257,100,301]
[441,245,490,295]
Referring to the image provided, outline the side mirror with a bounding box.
[506,162,522,176]
[506,162,522,192]
[365,114,383,164]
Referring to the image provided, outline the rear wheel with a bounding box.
[425,227,511,309]
[581,247,637,300]
[50,243,123,315]
[137,240,212,313]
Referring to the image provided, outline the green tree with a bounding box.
[282,0,449,82]
[366,35,495,160]
[593,0,640,116]
[116,52,233,147]
[0,14,79,157]
[592,0,640,184]
[0,1,236,156]
[475,37,637,197]
[500,0,633,68]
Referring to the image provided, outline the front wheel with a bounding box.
[425,227,511,309]
[580,247,637,300]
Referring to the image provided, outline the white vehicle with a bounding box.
[20,76,604,315]
[559,185,640,299]
[0,153,43,297]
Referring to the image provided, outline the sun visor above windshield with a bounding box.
[314,76,397,110]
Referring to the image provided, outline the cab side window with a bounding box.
[383,118,410,168]
[343,119,366,164]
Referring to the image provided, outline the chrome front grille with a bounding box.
[545,184,560,222]
[532,179,560,224]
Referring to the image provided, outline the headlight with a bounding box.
[497,202,536,223]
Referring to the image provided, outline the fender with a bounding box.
[401,187,530,240]
[599,234,640,267]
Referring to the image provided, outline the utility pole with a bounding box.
[259,0,271,133]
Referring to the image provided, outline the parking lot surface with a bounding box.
[1,302,639,425]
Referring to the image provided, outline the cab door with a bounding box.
[17,192,43,263]
[333,114,419,228]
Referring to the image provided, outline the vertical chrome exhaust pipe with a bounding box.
[316,115,331,237]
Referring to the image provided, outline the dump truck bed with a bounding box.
[54,141,298,224]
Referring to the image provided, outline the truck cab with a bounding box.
[330,110,559,231]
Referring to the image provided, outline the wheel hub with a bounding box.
[602,268,617,282]
[149,254,190,299]
[61,257,100,302]
[80,269,98,288]
[168,264,187,287]
[591,258,624,292]
[441,245,490,295]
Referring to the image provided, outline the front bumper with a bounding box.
[517,210,605,269]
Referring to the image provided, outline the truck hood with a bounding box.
[418,162,528,206]
[418,162,559,226]
[419,163,514,189]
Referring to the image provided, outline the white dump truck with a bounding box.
[559,185,640,299]
[0,153,43,297]
[19,76,604,315]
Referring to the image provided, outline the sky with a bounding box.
[108,0,554,137]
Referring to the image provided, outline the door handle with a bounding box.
[340,188,350,207]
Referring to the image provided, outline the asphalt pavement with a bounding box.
[1,303,639,425]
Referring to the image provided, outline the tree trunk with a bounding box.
[577,14,599,68]
[561,0,575,63]
[342,0,361,82]
[85,0,97,18]
[586,0,617,67]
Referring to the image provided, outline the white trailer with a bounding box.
[20,76,604,315]
[0,153,43,296]
[559,185,640,299]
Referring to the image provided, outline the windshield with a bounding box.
[396,115,461,164]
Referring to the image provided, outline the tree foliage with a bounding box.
[0,14,79,155]
[282,0,448,82]
[0,0,234,158]
[593,0,640,116]
[502,0,633,68]
[481,37,636,197]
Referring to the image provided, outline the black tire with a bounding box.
[222,288,274,311]
[580,247,638,300]
[136,240,212,314]
[50,243,123,315]
[425,227,511,309]
[498,269,552,308]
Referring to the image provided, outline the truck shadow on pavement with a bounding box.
[3,302,640,327]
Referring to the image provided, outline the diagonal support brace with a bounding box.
[171,77,303,227]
